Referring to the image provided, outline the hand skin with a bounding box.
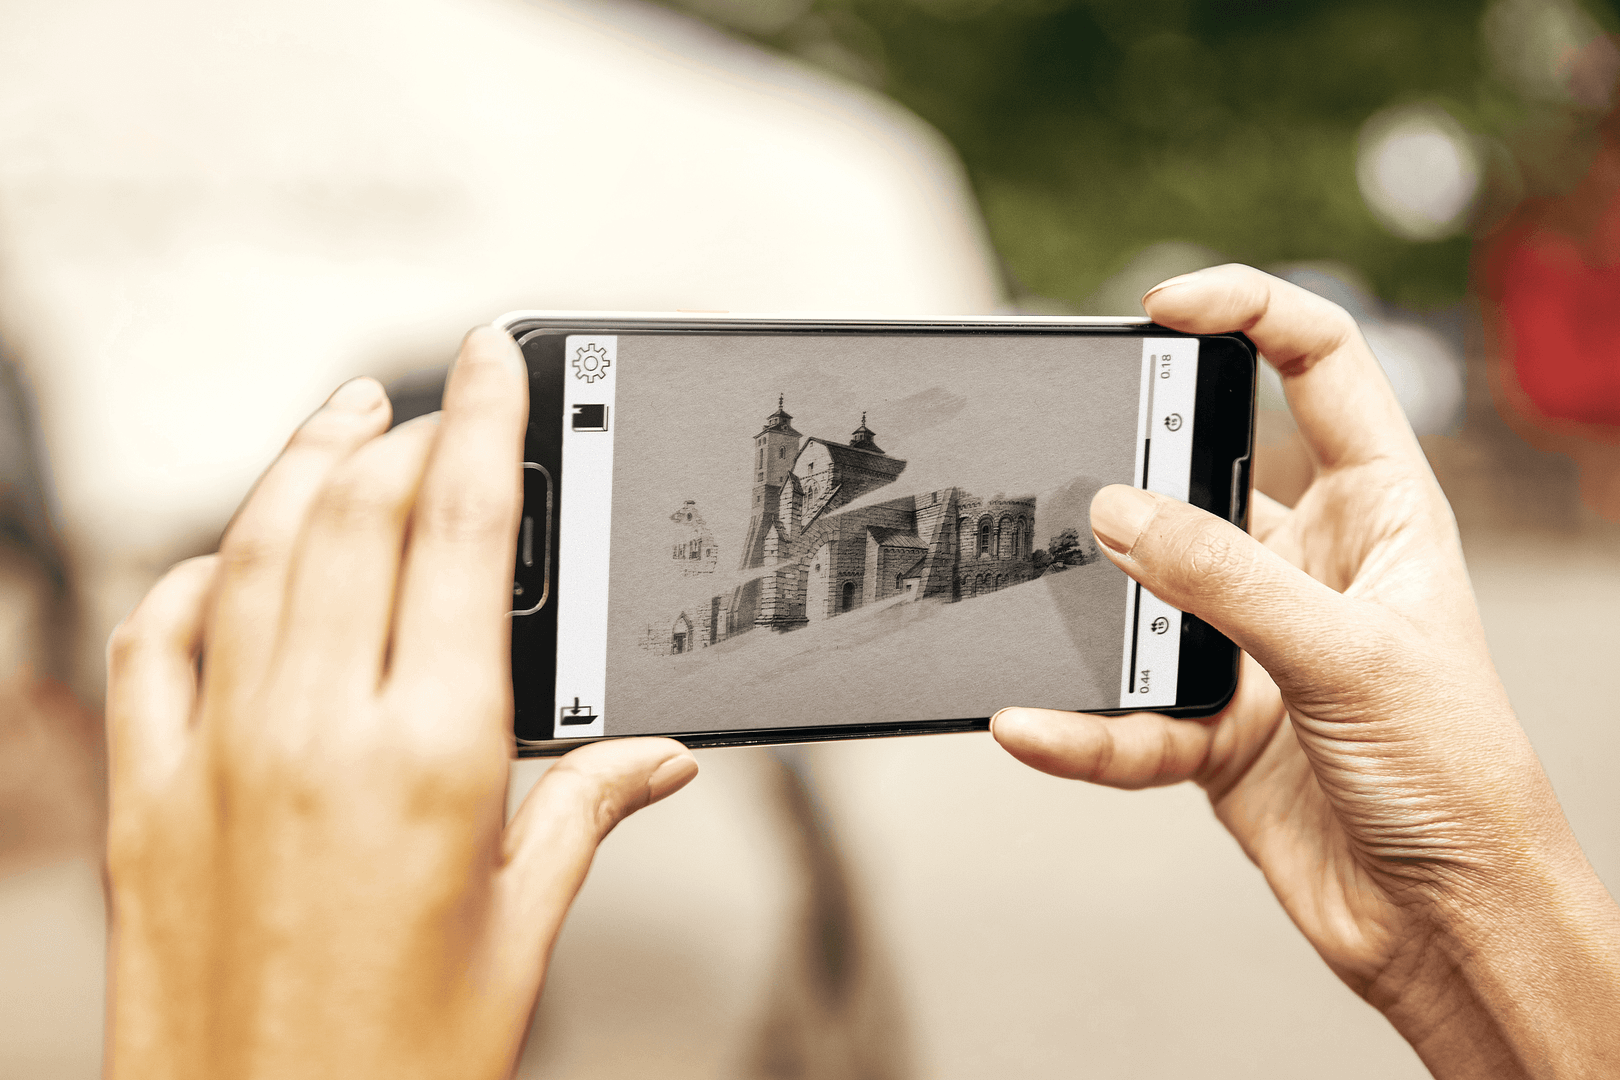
[103,327,698,1080]
[993,266,1620,1079]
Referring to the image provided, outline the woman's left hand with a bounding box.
[104,327,698,1080]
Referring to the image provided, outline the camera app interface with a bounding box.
[542,332,1198,740]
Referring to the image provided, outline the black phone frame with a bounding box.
[505,317,1255,756]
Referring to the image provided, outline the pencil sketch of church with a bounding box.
[643,397,1038,655]
[668,500,718,575]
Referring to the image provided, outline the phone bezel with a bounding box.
[502,314,1255,756]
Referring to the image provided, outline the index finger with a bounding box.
[387,326,528,716]
[1142,264,1420,471]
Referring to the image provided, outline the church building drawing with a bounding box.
[668,500,718,575]
[645,397,1037,655]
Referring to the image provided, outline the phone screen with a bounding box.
[510,325,1248,748]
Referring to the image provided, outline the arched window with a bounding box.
[895,573,904,590]
[841,581,855,612]
[978,517,991,557]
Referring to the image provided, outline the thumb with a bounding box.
[499,738,698,940]
[1090,484,1367,690]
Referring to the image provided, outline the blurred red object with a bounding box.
[1480,87,1620,515]
[1482,151,1620,425]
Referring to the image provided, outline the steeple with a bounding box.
[849,411,883,454]
[758,394,800,437]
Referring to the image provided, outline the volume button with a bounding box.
[510,462,553,617]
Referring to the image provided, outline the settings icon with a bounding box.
[571,343,611,383]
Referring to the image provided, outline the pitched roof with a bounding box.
[867,526,928,551]
[801,437,907,476]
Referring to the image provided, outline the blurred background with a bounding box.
[2,0,1618,1076]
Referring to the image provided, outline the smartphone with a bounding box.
[498,314,1256,755]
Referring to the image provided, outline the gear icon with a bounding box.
[572,343,611,383]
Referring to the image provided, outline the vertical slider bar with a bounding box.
[1120,348,1155,704]
[1122,337,1199,709]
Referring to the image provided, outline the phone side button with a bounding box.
[510,462,553,617]
[1229,455,1251,527]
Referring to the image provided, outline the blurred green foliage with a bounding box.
[658,0,1620,309]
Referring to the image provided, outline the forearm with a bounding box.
[1382,851,1620,1079]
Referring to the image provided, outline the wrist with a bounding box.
[1373,840,1620,1079]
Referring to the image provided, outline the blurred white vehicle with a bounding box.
[0,0,999,685]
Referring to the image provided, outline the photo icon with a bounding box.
[572,404,609,432]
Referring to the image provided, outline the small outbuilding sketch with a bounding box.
[668,500,718,575]
[642,397,1044,656]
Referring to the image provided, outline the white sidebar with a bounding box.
[554,335,618,739]
[1119,337,1199,709]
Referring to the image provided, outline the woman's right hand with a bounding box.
[993,265,1620,1079]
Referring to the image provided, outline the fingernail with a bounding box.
[328,376,384,411]
[647,753,699,803]
[1091,485,1157,554]
[1140,271,1203,305]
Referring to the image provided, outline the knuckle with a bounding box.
[1308,289,1357,337]
[1354,620,1413,681]
[1088,724,1118,784]
[394,739,508,816]
[218,529,283,580]
[106,556,217,671]
[221,737,346,817]
[104,809,156,879]
[378,694,512,809]
[312,467,401,531]
[543,761,623,841]
[1319,303,1360,349]
[289,405,377,454]
[1170,517,1250,590]
[419,483,514,546]
[105,618,144,670]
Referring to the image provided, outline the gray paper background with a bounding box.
[600,332,1145,734]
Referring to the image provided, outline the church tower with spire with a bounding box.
[740,396,802,570]
[848,412,882,453]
